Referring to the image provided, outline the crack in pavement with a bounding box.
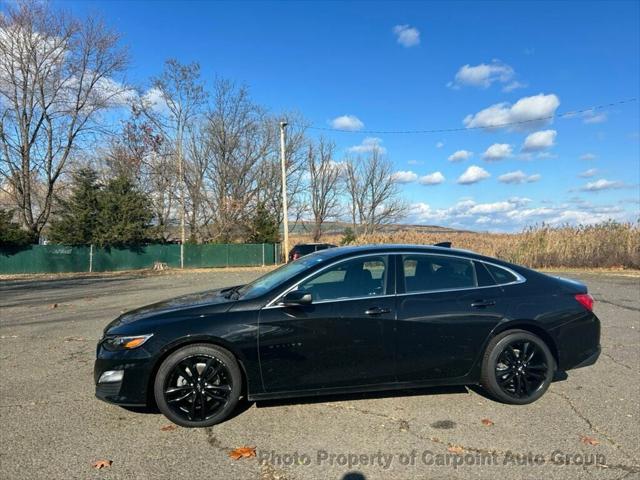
[549,390,635,463]
[596,299,640,313]
[601,351,635,371]
[320,400,640,475]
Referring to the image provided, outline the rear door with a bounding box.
[258,254,396,393]
[395,253,507,381]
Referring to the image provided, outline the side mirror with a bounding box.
[280,290,312,306]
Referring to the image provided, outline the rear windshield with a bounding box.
[296,245,316,255]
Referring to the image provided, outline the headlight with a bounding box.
[102,334,153,351]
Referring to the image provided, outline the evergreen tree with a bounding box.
[48,168,100,245]
[0,209,34,247]
[248,202,280,243]
[340,227,356,245]
[94,176,153,247]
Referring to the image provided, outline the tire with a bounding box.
[154,343,242,428]
[480,329,555,405]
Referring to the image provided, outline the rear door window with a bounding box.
[402,255,477,293]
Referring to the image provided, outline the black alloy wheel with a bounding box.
[154,344,242,427]
[481,330,555,405]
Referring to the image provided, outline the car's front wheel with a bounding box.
[154,343,242,427]
[481,330,555,404]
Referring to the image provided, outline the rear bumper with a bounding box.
[569,344,601,370]
[553,310,601,371]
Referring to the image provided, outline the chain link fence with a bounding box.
[0,243,281,274]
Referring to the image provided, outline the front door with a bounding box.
[258,254,396,393]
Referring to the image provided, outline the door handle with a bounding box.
[365,307,391,315]
[471,300,496,308]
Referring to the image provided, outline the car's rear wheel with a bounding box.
[154,344,241,427]
[481,330,555,405]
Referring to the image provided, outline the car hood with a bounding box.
[104,286,241,332]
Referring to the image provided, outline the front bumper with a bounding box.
[94,346,155,407]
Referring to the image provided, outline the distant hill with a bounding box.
[288,221,472,235]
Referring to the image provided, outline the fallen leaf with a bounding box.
[160,424,177,432]
[481,418,494,426]
[447,446,464,455]
[580,435,600,446]
[228,446,256,460]
[91,459,112,469]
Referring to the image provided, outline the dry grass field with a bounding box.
[292,222,640,270]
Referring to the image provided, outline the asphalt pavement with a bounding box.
[0,268,638,480]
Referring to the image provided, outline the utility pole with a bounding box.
[279,121,289,263]
[177,128,185,269]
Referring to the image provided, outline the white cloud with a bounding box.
[508,196,533,206]
[436,141,444,148]
[578,168,598,178]
[522,129,557,151]
[407,159,423,165]
[463,93,560,131]
[580,153,597,161]
[580,179,626,192]
[392,25,420,47]
[503,80,527,92]
[419,171,445,185]
[583,110,607,124]
[141,87,170,114]
[330,115,364,131]
[448,150,473,162]
[391,170,418,184]
[409,196,633,231]
[482,143,513,161]
[448,60,515,89]
[347,137,387,154]
[498,170,541,184]
[469,202,514,214]
[457,165,490,185]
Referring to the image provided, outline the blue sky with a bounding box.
[56,0,639,231]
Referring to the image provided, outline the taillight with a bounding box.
[575,293,594,311]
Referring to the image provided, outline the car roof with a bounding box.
[312,243,475,259]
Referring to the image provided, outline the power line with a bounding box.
[298,97,638,135]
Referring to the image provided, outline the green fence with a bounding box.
[0,243,281,275]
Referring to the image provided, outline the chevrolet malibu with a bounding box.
[95,244,600,427]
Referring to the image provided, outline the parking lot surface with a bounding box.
[0,268,638,479]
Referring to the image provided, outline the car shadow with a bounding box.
[254,384,469,409]
[119,385,469,422]
[467,370,569,401]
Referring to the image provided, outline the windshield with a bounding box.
[237,253,327,300]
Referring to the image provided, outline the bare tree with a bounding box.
[103,113,177,241]
[306,137,341,241]
[344,148,406,236]
[0,0,128,240]
[141,59,207,245]
[184,121,212,241]
[203,79,271,241]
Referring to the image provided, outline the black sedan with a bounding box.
[95,244,601,427]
